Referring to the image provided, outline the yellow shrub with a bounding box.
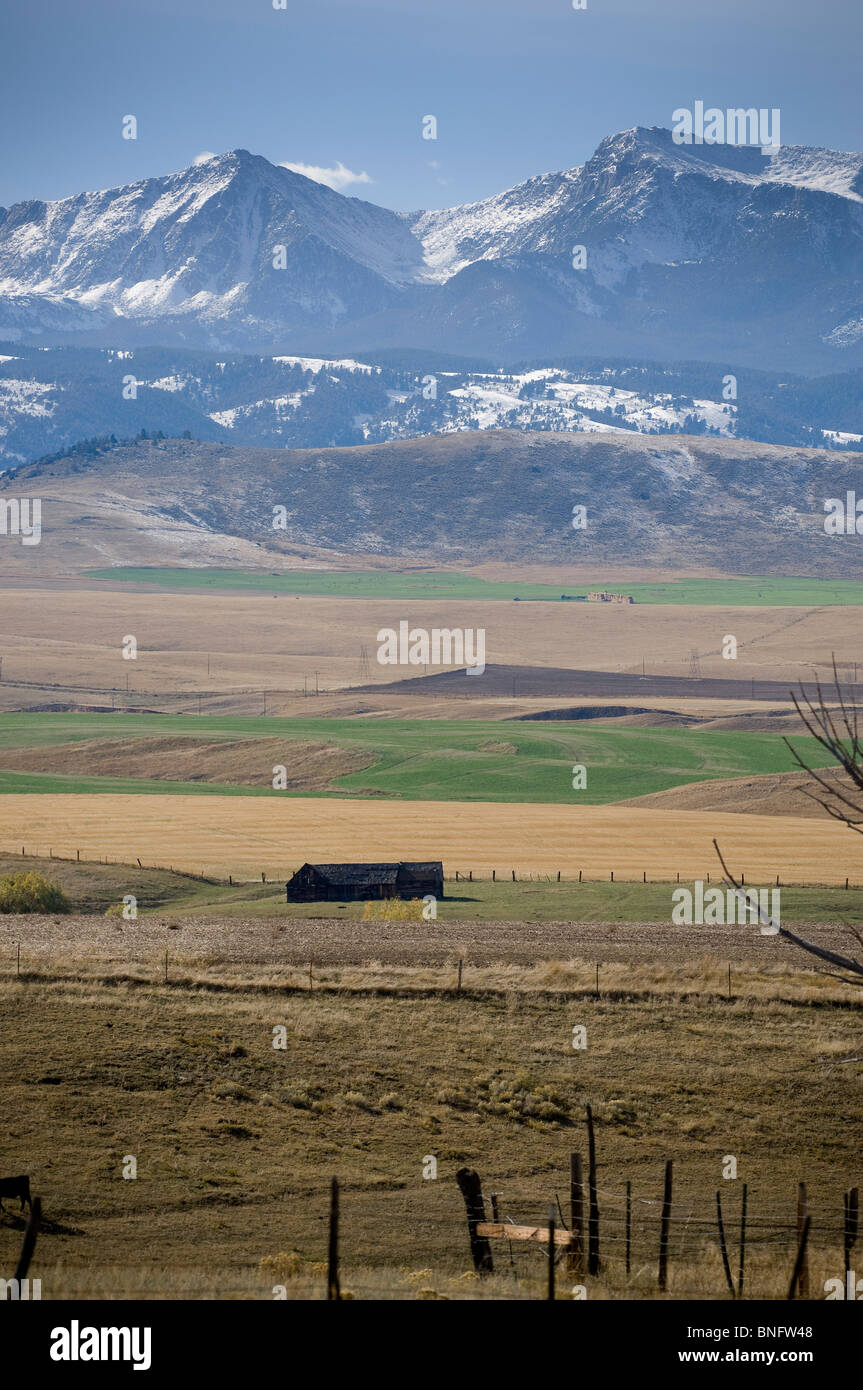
[362,897,426,921]
[0,871,71,914]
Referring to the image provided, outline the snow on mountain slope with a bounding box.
[409,169,584,280]
[398,367,736,439]
[3,343,861,467]
[411,127,863,286]
[0,150,426,331]
[271,354,378,374]
[762,145,863,202]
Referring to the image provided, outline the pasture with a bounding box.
[85,567,863,606]
[0,712,838,803]
[4,852,863,926]
[0,958,859,1299]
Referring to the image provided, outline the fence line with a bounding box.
[3,845,863,892]
[450,1118,859,1299]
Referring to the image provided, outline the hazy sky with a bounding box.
[1,0,861,211]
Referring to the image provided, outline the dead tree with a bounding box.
[784,656,863,835]
[712,658,863,983]
[713,839,863,983]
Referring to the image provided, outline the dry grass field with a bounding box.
[3,910,861,1000]
[0,584,860,705]
[2,792,863,883]
[0,955,859,1300]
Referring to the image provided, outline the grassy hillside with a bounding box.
[85,567,863,606]
[0,713,836,804]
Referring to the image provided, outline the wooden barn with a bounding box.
[285,861,444,903]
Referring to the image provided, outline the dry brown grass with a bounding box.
[0,736,374,789]
[0,967,859,1300]
[621,765,855,819]
[2,792,863,883]
[0,586,859,700]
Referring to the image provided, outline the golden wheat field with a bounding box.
[1,793,862,883]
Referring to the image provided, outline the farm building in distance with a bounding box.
[587,591,634,604]
[285,861,444,903]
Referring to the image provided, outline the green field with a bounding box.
[145,877,863,927]
[3,853,863,924]
[0,711,834,803]
[83,567,863,606]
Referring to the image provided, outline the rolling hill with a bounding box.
[3,429,862,576]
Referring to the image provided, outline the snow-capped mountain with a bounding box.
[1,128,863,370]
[0,149,426,347]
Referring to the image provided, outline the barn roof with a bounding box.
[295,861,441,886]
[306,863,401,886]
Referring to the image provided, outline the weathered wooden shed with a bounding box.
[285,861,443,903]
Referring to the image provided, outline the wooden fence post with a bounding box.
[327,1176,340,1301]
[658,1160,672,1291]
[738,1183,748,1297]
[844,1187,859,1286]
[568,1153,585,1278]
[795,1182,809,1298]
[547,1204,556,1301]
[586,1105,600,1276]
[625,1180,632,1276]
[456,1168,494,1274]
[787,1215,811,1301]
[457,959,463,992]
[716,1191,735,1296]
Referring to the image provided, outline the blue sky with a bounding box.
[1,0,861,211]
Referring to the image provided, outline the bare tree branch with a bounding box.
[783,657,863,833]
[712,839,863,980]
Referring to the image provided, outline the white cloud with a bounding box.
[193,151,217,165]
[279,160,373,192]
